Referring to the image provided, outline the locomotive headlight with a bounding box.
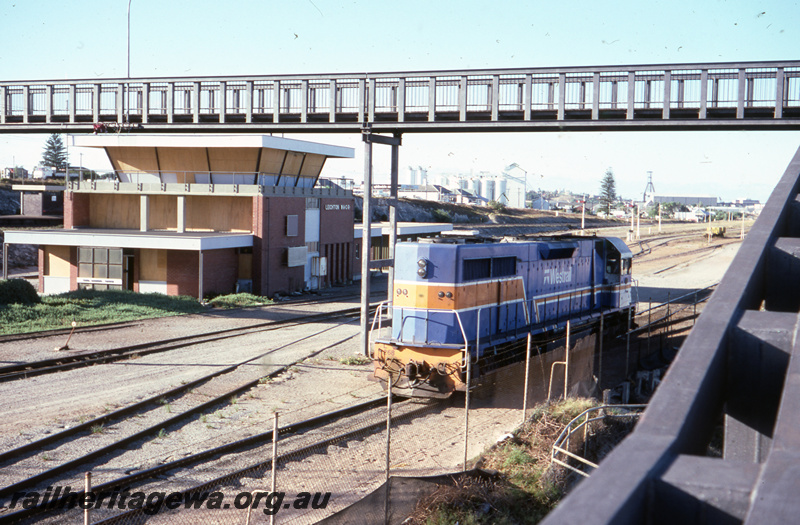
[417,258,429,278]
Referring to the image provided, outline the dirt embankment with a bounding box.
[356,196,630,237]
[0,187,20,215]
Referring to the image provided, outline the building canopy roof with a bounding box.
[69,134,354,187]
[71,134,353,158]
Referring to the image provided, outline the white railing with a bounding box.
[550,404,646,478]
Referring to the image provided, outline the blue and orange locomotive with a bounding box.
[372,236,634,396]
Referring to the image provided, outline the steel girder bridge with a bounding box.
[0,60,799,133]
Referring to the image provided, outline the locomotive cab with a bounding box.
[599,237,633,308]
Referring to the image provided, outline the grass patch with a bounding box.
[0,288,206,335]
[339,354,372,366]
[408,398,601,525]
[207,293,273,308]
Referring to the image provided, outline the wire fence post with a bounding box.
[625,306,632,378]
[384,381,392,525]
[385,383,392,482]
[666,292,671,352]
[84,472,91,525]
[463,348,472,471]
[522,333,531,424]
[564,320,571,400]
[647,297,652,355]
[598,313,604,387]
[464,308,479,471]
[270,412,278,525]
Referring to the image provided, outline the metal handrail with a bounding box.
[550,404,646,478]
[369,301,390,337]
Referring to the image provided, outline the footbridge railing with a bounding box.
[1,60,800,133]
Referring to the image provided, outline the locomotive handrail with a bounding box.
[370,301,389,333]
[631,278,640,305]
[521,282,531,325]
[368,301,390,356]
[453,309,470,369]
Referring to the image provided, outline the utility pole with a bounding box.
[658,202,662,232]
[636,204,640,239]
[581,194,586,232]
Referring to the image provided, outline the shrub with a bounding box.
[432,208,453,223]
[0,279,40,306]
[207,293,273,308]
[488,200,506,213]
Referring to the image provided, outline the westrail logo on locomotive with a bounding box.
[543,267,573,285]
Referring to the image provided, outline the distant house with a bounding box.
[451,188,487,205]
[530,197,551,211]
[398,185,453,203]
[674,209,710,222]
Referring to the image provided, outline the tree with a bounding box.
[599,168,617,215]
[41,134,67,170]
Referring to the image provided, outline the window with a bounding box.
[306,198,320,209]
[606,257,620,275]
[306,241,319,254]
[286,215,298,237]
[77,247,123,290]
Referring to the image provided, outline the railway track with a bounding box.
[0,390,443,524]
[0,315,384,522]
[0,316,363,493]
[0,305,363,383]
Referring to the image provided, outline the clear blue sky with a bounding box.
[1,0,798,202]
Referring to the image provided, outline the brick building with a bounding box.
[2,134,355,299]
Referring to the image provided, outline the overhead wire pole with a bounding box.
[360,132,373,357]
[387,133,401,314]
[361,131,402,357]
